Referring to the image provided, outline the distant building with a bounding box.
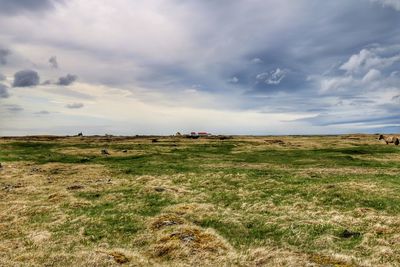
[189,131,211,137]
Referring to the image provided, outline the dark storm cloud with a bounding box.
[13,70,40,87]
[0,0,63,15]
[0,48,10,65]
[0,83,9,98]
[65,102,84,109]
[57,74,77,86]
[49,56,58,68]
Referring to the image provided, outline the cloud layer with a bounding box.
[0,0,399,135]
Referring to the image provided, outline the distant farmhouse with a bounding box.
[190,131,211,137]
[189,132,212,138]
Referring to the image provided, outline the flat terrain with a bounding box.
[0,135,399,266]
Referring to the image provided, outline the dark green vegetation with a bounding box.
[1,135,399,266]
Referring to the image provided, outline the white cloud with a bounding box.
[340,49,372,73]
[362,69,381,83]
[340,47,400,74]
[320,75,356,93]
[256,68,286,85]
[316,45,400,97]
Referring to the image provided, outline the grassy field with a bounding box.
[0,134,399,266]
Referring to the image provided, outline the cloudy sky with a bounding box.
[1,0,400,135]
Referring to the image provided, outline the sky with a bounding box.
[0,0,400,136]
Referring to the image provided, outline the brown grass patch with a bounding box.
[108,251,130,264]
[28,230,51,244]
[243,248,309,267]
[309,254,356,267]
[137,175,191,199]
[150,225,232,259]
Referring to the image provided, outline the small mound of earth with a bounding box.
[150,225,231,259]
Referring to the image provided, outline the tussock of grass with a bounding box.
[149,225,232,259]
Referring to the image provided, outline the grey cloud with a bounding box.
[0,0,63,15]
[5,104,23,112]
[371,0,400,11]
[0,83,9,98]
[42,80,52,85]
[49,56,58,68]
[66,102,84,109]
[13,69,40,87]
[251,58,263,64]
[301,113,400,127]
[34,110,50,115]
[0,73,5,81]
[57,74,77,86]
[227,76,239,84]
[0,48,10,65]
